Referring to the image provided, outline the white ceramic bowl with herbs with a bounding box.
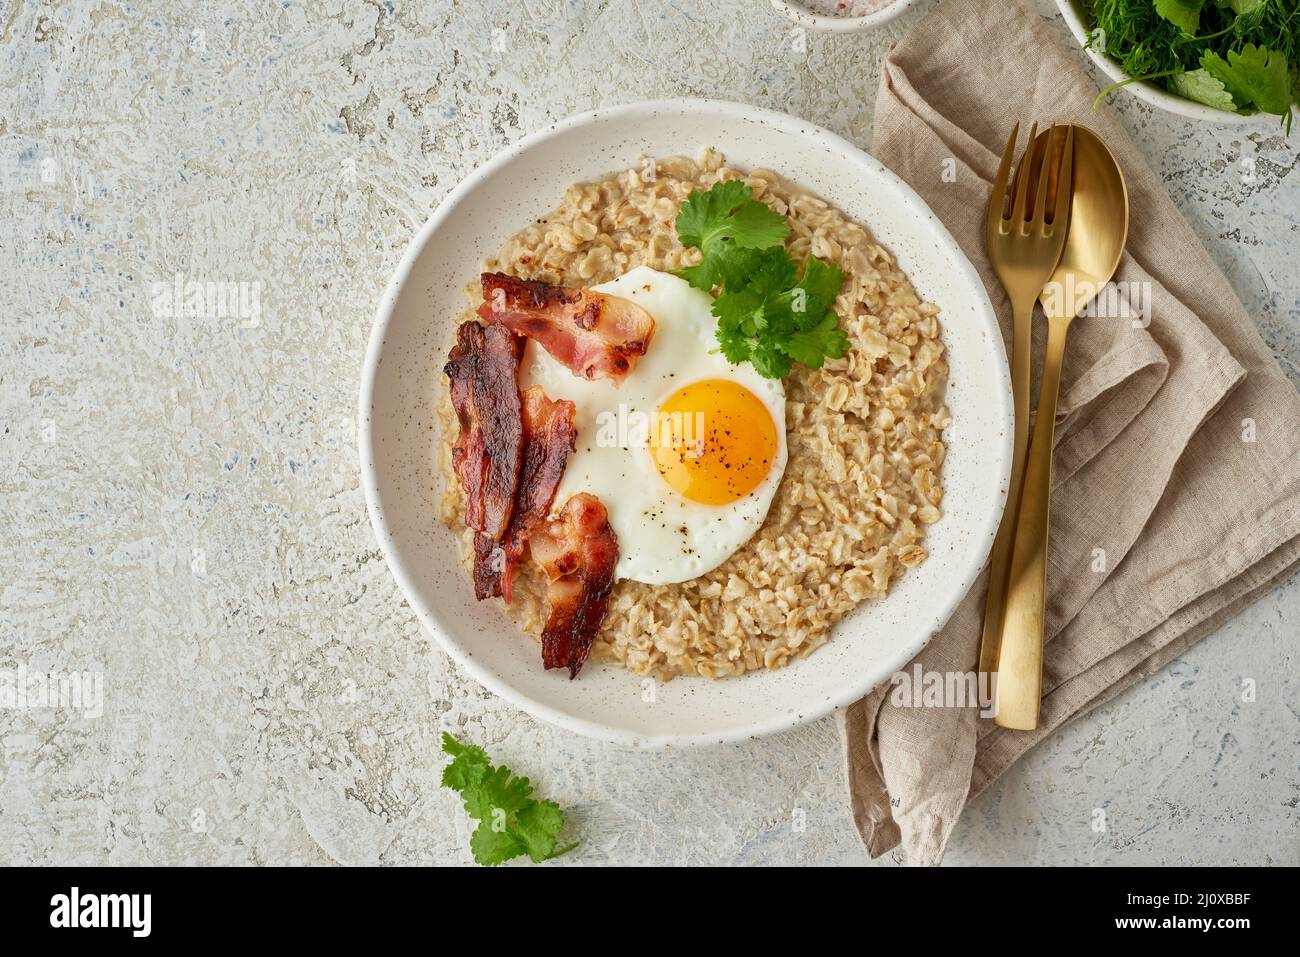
[1058,0,1297,127]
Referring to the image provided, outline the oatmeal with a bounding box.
[438,149,949,679]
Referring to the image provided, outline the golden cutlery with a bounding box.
[977,123,1075,678]
[994,125,1129,731]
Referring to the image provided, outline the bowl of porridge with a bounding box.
[770,0,916,31]
[359,99,1012,746]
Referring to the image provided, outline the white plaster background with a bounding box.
[1,0,1296,866]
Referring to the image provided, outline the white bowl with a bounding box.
[770,0,916,32]
[1056,0,1285,125]
[359,99,1012,748]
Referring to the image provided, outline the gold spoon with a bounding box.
[993,125,1129,731]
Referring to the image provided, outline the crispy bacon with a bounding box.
[446,324,486,530]
[498,388,577,603]
[529,493,619,679]
[444,321,524,542]
[445,318,615,678]
[472,534,503,600]
[477,272,655,384]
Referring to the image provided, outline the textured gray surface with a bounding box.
[1,0,1296,866]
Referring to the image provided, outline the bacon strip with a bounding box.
[529,493,619,679]
[446,323,487,531]
[477,272,655,384]
[444,321,524,542]
[498,387,577,603]
[472,534,503,600]
[445,319,616,678]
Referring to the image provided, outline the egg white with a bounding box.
[518,265,787,585]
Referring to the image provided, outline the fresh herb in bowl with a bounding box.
[1086,0,1298,129]
[675,180,849,380]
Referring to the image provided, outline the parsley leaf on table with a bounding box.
[440,732,576,866]
[674,181,848,379]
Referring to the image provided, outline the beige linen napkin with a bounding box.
[840,0,1300,864]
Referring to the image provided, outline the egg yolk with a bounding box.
[651,379,778,505]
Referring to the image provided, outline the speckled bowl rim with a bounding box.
[770,0,915,32]
[359,98,1012,748]
[1056,0,1292,125]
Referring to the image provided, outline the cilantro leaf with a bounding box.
[792,255,844,316]
[1198,53,1250,108]
[743,247,799,297]
[469,826,527,867]
[674,179,749,248]
[713,287,764,332]
[715,329,752,366]
[678,256,724,294]
[714,298,757,365]
[514,800,567,861]
[1154,0,1207,34]
[680,242,777,294]
[460,765,534,821]
[779,313,850,369]
[752,256,844,338]
[1220,43,1293,115]
[440,732,574,866]
[1170,68,1240,111]
[726,199,795,249]
[441,734,491,791]
[748,341,792,380]
[676,183,849,379]
[675,180,789,253]
[675,179,790,296]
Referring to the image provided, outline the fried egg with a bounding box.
[519,265,787,585]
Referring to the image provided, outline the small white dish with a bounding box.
[770,0,915,32]
[1056,0,1289,125]
[359,99,1012,748]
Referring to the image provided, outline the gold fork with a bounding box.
[977,124,1075,680]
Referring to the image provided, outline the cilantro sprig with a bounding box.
[675,180,849,379]
[441,732,577,866]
